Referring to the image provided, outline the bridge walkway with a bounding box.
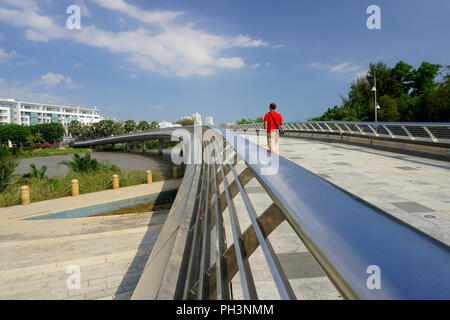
[244,134,450,246]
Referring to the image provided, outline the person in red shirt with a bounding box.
[264,102,283,154]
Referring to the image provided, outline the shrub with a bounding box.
[0,159,18,192]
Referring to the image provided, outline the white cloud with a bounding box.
[90,0,183,26]
[310,62,325,69]
[311,61,363,74]
[74,63,85,69]
[130,73,139,79]
[0,77,66,104]
[265,62,270,67]
[329,62,361,73]
[0,48,17,62]
[250,62,261,69]
[0,0,269,77]
[39,72,78,89]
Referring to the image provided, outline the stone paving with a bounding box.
[0,180,179,300]
[244,134,450,246]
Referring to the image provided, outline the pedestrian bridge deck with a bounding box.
[247,134,450,246]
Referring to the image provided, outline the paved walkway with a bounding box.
[0,181,180,300]
[226,133,450,300]
[245,134,450,246]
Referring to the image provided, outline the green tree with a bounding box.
[378,96,400,122]
[149,121,160,130]
[0,124,30,146]
[411,62,441,97]
[23,163,47,180]
[0,159,17,192]
[68,120,82,138]
[31,123,65,143]
[137,121,151,131]
[313,60,449,123]
[123,120,137,133]
[60,153,100,172]
[176,119,195,126]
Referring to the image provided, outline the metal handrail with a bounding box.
[77,126,450,299]
[212,126,450,299]
[232,121,450,144]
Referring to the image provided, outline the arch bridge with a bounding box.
[74,123,450,300]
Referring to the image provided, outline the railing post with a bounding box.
[71,179,79,196]
[20,185,30,205]
[112,174,120,189]
[146,170,153,184]
[173,166,179,179]
[158,140,163,155]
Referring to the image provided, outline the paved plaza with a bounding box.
[0,180,180,300]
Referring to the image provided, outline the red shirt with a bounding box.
[264,110,283,132]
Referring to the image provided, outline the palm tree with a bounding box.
[59,153,100,172]
[68,120,82,138]
[0,159,18,192]
[23,163,47,180]
[123,120,137,133]
[137,121,151,131]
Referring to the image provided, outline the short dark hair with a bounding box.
[269,103,276,110]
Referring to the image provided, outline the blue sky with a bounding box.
[0,0,449,124]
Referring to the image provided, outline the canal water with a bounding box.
[15,150,176,177]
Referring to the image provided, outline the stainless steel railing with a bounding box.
[232,121,450,144]
[75,126,450,299]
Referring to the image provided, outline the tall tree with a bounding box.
[68,120,82,138]
[123,120,137,133]
[137,121,151,131]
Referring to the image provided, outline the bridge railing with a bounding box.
[232,121,450,145]
[75,126,450,299]
[130,126,450,300]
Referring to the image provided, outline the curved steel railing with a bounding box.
[232,121,450,144]
[76,126,450,299]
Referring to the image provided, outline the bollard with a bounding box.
[112,174,120,189]
[146,170,153,184]
[173,166,179,180]
[71,179,79,197]
[20,185,30,205]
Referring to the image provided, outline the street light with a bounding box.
[371,71,379,122]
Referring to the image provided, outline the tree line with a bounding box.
[311,61,449,122]
[0,123,65,147]
[69,119,159,140]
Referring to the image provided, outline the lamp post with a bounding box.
[371,71,380,123]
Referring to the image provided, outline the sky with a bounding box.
[0,0,449,124]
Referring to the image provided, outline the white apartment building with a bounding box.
[0,98,102,131]
[192,112,202,125]
[205,116,214,125]
[158,120,182,129]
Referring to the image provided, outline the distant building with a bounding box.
[159,120,182,129]
[191,113,202,125]
[205,116,214,125]
[0,98,102,128]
